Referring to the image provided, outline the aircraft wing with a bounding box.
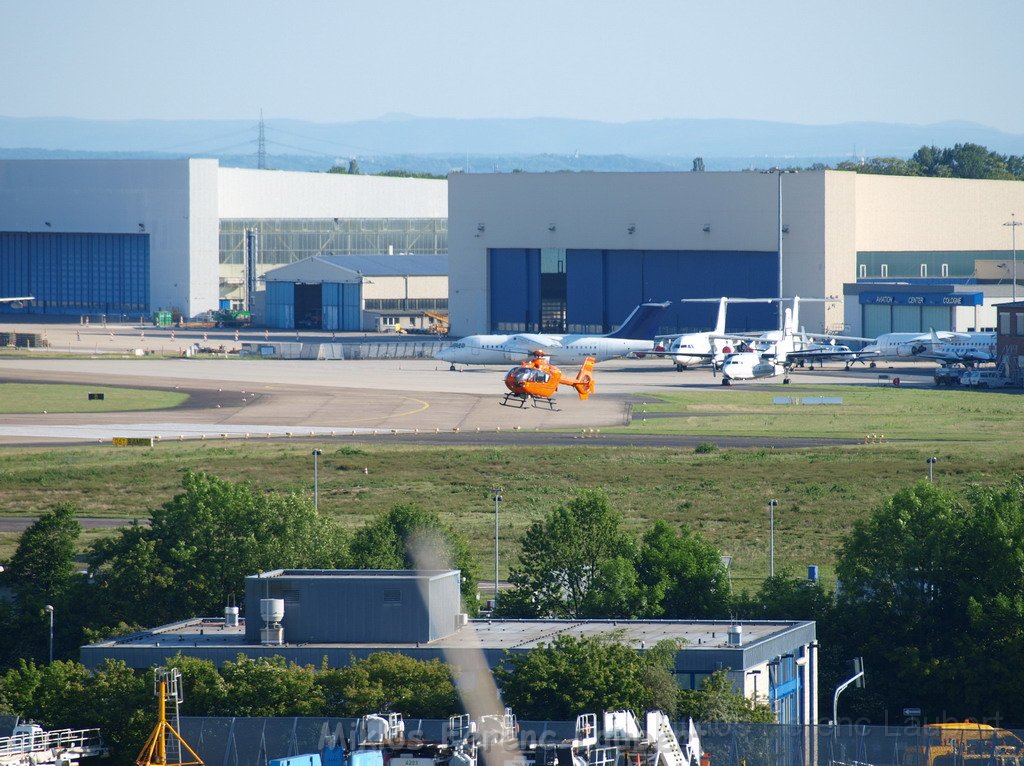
[501,334,562,354]
[0,296,34,305]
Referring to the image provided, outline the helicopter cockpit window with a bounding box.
[511,368,551,384]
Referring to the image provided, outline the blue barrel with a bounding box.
[807,565,819,582]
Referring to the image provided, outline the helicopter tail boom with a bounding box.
[569,356,597,400]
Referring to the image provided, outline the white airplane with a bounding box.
[0,296,33,308]
[657,297,780,371]
[719,297,843,384]
[436,302,670,369]
[852,329,997,366]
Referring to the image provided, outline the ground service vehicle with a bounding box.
[903,723,1024,766]
[960,369,1012,388]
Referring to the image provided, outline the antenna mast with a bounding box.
[257,110,267,170]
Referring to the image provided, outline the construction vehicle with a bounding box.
[903,723,1024,766]
[423,311,449,335]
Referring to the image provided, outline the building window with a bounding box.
[858,264,867,278]
[941,263,949,277]
[1000,313,1011,334]
[1016,313,1024,336]
[920,264,928,278]
[880,264,889,278]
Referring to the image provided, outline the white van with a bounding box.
[960,369,1012,388]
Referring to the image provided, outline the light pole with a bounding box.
[1005,214,1021,303]
[311,449,322,510]
[927,456,937,484]
[763,169,797,330]
[493,487,502,610]
[768,499,778,577]
[44,604,54,663]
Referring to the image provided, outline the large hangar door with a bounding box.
[863,305,891,337]
[892,305,921,333]
[295,283,323,329]
[489,249,540,332]
[265,282,294,328]
[922,305,951,332]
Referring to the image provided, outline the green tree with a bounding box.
[3,505,85,663]
[5,503,81,605]
[317,653,459,717]
[350,504,477,613]
[678,670,775,722]
[166,654,229,715]
[835,481,964,719]
[494,633,659,719]
[87,471,348,626]
[505,490,636,618]
[219,655,325,716]
[636,521,729,619]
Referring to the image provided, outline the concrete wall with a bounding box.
[362,275,448,301]
[0,159,214,316]
[448,171,834,336]
[217,169,447,219]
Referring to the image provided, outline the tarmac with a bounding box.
[0,321,942,447]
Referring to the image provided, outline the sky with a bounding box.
[2,0,1023,133]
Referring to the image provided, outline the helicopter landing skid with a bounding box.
[499,392,560,411]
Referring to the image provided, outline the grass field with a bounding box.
[0,384,1019,589]
[621,383,1022,441]
[0,383,189,413]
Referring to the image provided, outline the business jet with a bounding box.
[853,329,997,366]
[657,297,780,370]
[719,297,846,384]
[436,302,670,369]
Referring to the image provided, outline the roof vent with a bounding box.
[727,624,743,646]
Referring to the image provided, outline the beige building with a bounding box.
[447,170,1024,338]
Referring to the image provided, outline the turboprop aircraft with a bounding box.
[852,329,997,366]
[436,302,669,369]
[719,297,847,384]
[657,297,781,370]
[501,352,596,410]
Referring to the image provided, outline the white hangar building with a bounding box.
[447,170,1024,338]
[0,159,447,319]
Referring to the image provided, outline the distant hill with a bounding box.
[1,115,1022,174]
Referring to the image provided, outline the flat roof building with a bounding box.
[447,171,1024,338]
[82,569,818,726]
[0,160,446,319]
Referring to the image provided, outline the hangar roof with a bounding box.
[264,255,447,282]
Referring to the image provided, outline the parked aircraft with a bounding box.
[719,297,844,384]
[657,297,780,371]
[501,352,596,410]
[852,329,997,366]
[0,296,33,308]
[436,302,669,369]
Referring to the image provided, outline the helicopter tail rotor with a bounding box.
[571,357,597,400]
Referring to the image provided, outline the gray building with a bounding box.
[261,255,448,331]
[82,569,818,726]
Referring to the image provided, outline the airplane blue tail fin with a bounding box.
[605,302,670,340]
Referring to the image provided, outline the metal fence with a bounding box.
[177,718,1024,766]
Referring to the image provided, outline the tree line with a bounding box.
[815,143,1024,180]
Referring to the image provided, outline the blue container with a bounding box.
[219,299,231,310]
[807,565,819,582]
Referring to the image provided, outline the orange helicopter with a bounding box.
[501,351,596,410]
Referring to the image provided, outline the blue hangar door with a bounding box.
[0,232,149,316]
[564,249,777,334]
[321,282,361,331]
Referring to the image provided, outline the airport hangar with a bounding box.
[447,170,1024,339]
[0,159,447,320]
[81,569,819,726]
